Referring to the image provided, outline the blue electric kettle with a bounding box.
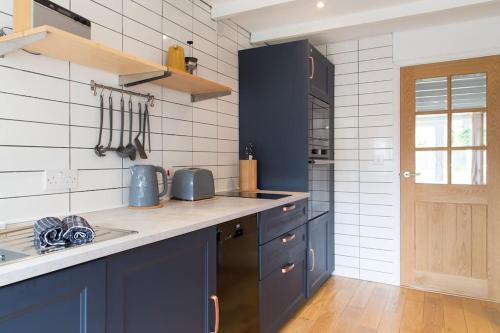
[129,165,168,207]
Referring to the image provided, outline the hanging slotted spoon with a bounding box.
[116,95,129,158]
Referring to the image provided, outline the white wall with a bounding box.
[318,34,400,285]
[394,15,500,66]
[320,15,500,286]
[0,0,250,224]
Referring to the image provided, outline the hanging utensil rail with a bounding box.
[90,80,155,107]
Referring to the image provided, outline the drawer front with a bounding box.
[258,199,307,244]
[259,224,306,280]
[260,249,307,333]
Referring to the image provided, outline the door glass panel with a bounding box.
[452,150,487,184]
[415,77,448,112]
[416,114,448,148]
[452,112,486,147]
[452,73,486,109]
[416,151,448,184]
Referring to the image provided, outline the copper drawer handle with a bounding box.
[281,233,296,244]
[282,204,296,213]
[211,295,219,333]
[281,263,295,274]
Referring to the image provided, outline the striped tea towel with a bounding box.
[62,215,95,245]
[33,217,66,249]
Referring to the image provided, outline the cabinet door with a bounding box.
[106,227,217,333]
[260,246,307,333]
[0,260,106,333]
[309,45,330,101]
[327,212,335,274]
[307,213,331,297]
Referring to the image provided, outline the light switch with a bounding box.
[373,150,385,165]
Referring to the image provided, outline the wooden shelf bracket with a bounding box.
[119,71,171,87]
[0,31,47,58]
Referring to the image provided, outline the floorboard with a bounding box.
[279,277,500,333]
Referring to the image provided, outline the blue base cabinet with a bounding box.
[106,227,217,333]
[307,213,331,297]
[258,199,308,333]
[0,227,216,333]
[0,260,106,333]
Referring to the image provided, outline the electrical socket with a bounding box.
[45,170,78,190]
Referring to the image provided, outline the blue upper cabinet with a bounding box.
[239,40,334,192]
[309,45,333,102]
[0,260,106,333]
[106,227,217,333]
[239,40,310,192]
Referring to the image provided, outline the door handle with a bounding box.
[210,295,219,333]
[402,171,421,178]
[282,203,296,212]
[281,233,296,244]
[309,56,315,79]
[281,263,295,274]
[309,248,315,272]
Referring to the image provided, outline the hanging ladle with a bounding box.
[125,97,137,160]
[94,93,106,157]
[134,102,147,159]
[116,95,129,158]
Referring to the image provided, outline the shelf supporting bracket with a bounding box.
[0,31,48,58]
[119,71,171,87]
[191,90,232,103]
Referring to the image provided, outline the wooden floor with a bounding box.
[280,277,500,333]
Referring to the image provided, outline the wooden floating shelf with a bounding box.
[0,25,232,101]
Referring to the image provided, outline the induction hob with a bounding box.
[216,191,291,200]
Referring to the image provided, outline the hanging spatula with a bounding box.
[135,102,147,159]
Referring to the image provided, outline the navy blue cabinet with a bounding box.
[309,45,332,102]
[307,213,331,297]
[106,227,217,333]
[239,40,310,192]
[0,260,106,333]
[240,39,335,309]
[258,200,308,333]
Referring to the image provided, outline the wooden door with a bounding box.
[401,56,500,302]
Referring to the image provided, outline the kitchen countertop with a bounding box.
[0,191,308,287]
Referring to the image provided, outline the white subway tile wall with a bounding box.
[0,0,250,224]
[320,34,399,285]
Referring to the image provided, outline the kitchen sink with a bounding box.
[0,248,29,263]
[0,225,137,266]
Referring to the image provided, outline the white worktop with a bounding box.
[0,191,308,287]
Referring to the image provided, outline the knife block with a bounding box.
[239,160,257,192]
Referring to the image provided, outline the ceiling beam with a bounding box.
[211,0,296,20]
[250,0,495,43]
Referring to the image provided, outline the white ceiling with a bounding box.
[205,0,500,44]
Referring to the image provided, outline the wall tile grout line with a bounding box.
[0,0,246,221]
[323,34,397,284]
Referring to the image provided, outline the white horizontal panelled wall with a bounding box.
[394,15,500,66]
[319,34,400,285]
[0,0,251,224]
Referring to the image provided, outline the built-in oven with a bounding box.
[308,95,334,220]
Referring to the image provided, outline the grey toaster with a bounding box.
[171,168,215,201]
